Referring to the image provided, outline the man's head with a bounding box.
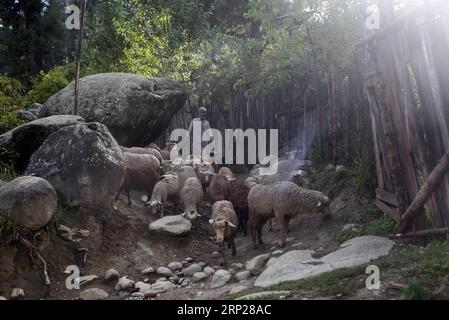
[199,107,207,120]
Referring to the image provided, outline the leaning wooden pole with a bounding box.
[394,149,449,234]
[74,0,86,115]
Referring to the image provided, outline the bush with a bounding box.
[335,202,395,243]
[24,64,76,105]
[0,76,25,134]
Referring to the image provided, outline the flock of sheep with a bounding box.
[116,144,331,262]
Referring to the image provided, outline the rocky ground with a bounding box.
[1,169,448,301]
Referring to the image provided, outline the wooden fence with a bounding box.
[360,1,449,232]
[158,1,449,233]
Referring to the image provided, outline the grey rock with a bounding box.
[167,261,183,271]
[104,268,120,281]
[141,267,155,275]
[25,122,125,217]
[79,288,109,300]
[10,288,25,300]
[156,267,173,277]
[26,103,44,117]
[148,215,192,237]
[114,276,135,291]
[272,250,284,256]
[14,110,37,122]
[143,290,159,298]
[185,257,194,262]
[135,281,152,292]
[192,272,208,282]
[41,73,188,146]
[0,115,85,171]
[203,266,215,276]
[235,271,251,282]
[255,236,395,287]
[266,257,278,267]
[246,254,271,274]
[183,263,203,277]
[150,280,177,293]
[211,270,232,289]
[336,165,346,173]
[0,176,57,230]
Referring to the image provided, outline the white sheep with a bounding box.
[180,177,203,221]
[145,173,179,217]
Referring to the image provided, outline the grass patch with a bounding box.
[335,202,395,243]
[226,265,366,300]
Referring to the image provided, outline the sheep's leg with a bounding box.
[126,190,132,208]
[115,187,123,201]
[256,220,264,245]
[231,237,237,256]
[276,212,288,248]
[219,242,226,266]
[269,218,273,232]
[249,214,258,250]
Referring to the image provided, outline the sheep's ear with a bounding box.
[209,219,214,225]
[181,212,186,217]
[317,202,322,207]
[227,221,237,229]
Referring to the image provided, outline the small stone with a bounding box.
[156,267,173,277]
[211,270,232,288]
[144,290,159,298]
[168,262,183,271]
[150,280,177,293]
[272,250,284,256]
[169,276,180,283]
[185,257,194,262]
[246,254,271,274]
[183,263,202,276]
[0,296,7,300]
[104,268,120,281]
[193,272,208,282]
[144,278,150,283]
[235,271,251,281]
[198,262,207,268]
[131,292,145,298]
[114,276,135,291]
[10,288,25,300]
[212,251,219,256]
[229,285,248,295]
[336,165,346,173]
[182,261,189,266]
[79,288,109,300]
[196,291,204,297]
[135,281,152,292]
[203,266,215,275]
[156,277,168,283]
[141,267,155,275]
[234,263,244,269]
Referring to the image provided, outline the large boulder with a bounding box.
[25,122,126,217]
[0,115,85,171]
[255,236,395,287]
[148,215,192,237]
[0,176,57,231]
[40,73,188,146]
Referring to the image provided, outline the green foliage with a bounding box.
[0,210,24,238]
[0,162,18,182]
[309,166,354,198]
[24,65,76,105]
[335,202,395,243]
[0,76,25,134]
[402,280,428,300]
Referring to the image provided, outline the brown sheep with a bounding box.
[207,174,230,203]
[229,182,250,236]
[180,177,203,221]
[209,200,239,260]
[145,173,179,217]
[195,161,215,186]
[116,153,161,207]
[248,182,330,248]
[120,146,163,164]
